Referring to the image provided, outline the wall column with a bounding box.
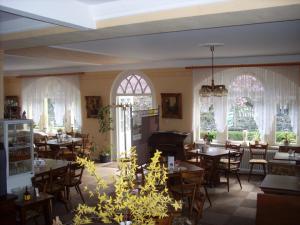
[0,50,4,119]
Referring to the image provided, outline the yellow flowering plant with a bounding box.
[74,146,181,225]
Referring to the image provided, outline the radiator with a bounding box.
[240,149,277,174]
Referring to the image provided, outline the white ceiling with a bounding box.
[76,0,118,5]
[1,1,300,76]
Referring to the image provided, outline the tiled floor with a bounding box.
[198,174,263,225]
[26,163,265,225]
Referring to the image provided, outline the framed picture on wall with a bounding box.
[85,96,102,118]
[161,93,182,119]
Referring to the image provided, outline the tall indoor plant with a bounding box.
[97,105,113,162]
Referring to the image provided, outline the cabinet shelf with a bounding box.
[0,119,34,192]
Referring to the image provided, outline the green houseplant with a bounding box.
[252,130,261,145]
[74,147,181,225]
[97,105,113,162]
[203,132,214,144]
[99,144,112,163]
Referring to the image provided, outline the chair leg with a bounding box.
[235,172,242,190]
[203,185,212,207]
[66,187,70,200]
[76,185,85,203]
[262,164,266,176]
[226,172,229,192]
[248,163,254,181]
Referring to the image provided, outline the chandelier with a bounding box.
[199,44,228,97]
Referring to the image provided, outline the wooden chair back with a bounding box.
[249,144,268,160]
[31,173,50,192]
[183,142,197,161]
[225,142,244,168]
[180,170,204,190]
[48,166,68,193]
[66,163,84,185]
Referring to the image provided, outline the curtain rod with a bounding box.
[185,62,300,69]
[16,72,84,78]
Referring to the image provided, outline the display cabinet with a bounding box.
[0,120,34,192]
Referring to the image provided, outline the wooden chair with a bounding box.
[218,142,244,192]
[195,156,213,207]
[34,133,52,158]
[65,163,85,203]
[248,143,268,181]
[31,172,50,193]
[183,143,201,164]
[47,167,69,211]
[75,133,91,159]
[170,170,205,224]
[29,173,51,225]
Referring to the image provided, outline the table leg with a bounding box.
[209,158,221,187]
[19,208,26,225]
[43,200,52,225]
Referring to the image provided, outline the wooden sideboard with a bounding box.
[257,175,300,225]
[148,131,192,160]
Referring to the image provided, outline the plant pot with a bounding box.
[99,154,111,163]
[284,140,289,146]
[255,140,259,145]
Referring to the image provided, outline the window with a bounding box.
[194,67,299,145]
[275,104,297,144]
[22,76,81,132]
[227,97,258,141]
[200,104,217,140]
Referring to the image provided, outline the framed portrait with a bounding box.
[161,93,182,119]
[85,96,102,118]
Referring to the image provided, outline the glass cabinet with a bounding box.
[0,119,34,192]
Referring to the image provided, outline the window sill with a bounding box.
[195,140,280,150]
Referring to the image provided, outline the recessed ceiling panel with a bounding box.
[54,20,300,60]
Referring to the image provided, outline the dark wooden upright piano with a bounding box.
[148,131,192,160]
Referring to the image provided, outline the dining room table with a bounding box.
[189,147,236,186]
[46,137,82,159]
[34,158,70,175]
[273,151,300,161]
[167,160,204,177]
[268,151,300,176]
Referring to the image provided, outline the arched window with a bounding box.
[116,74,153,111]
[112,72,155,158]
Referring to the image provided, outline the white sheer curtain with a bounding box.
[193,66,300,145]
[22,76,82,131]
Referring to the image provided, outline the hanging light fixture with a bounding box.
[199,44,228,97]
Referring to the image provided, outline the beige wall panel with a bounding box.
[145,69,193,133]
[4,77,22,97]
[80,72,117,158]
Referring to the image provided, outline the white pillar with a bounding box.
[0,50,4,119]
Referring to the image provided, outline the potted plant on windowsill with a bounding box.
[252,130,261,145]
[98,144,111,163]
[203,132,214,145]
[282,131,292,146]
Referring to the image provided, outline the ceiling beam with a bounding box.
[6,46,141,65]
